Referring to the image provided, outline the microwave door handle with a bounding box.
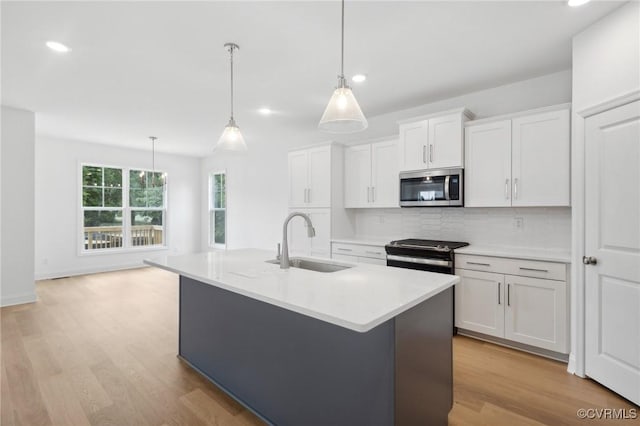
[444,175,450,200]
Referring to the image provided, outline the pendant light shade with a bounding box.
[217,43,247,152]
[318,0,368,134]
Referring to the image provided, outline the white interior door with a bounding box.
[585,100,640,406]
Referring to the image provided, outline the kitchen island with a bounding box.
[145,249,458,426]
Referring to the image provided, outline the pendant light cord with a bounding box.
[230,45,234,121]
[340,0,345,79]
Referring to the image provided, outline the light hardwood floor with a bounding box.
[1,267,636,425]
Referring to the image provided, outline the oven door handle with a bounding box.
[387,255,452,267]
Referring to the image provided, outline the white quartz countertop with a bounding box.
[144,249,458,333]
[454,245,571,263]
[331,238,389,247]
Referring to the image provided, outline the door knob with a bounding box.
[582,256,597,265]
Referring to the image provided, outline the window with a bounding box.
[209,172,226,247]
[81,164,166,252]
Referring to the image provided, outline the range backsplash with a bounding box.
[354,207,571,250]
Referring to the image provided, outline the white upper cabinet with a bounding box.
[511,109,570,207]
[398,108,472,172]
[370,140,399,207]
[465,120,512,207]
[288,145,331,208]
[344,139,399,208]
[398,121,429,172]
[344,144,371,208]
[465,105,571,208]
[428,113,466,169]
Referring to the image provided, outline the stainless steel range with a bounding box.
[385,239,469,274]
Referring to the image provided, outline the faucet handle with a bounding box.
[277,243,281,260]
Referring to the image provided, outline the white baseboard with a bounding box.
[567,352,576,374]
[1,292,37,307]
[34,262,149,281]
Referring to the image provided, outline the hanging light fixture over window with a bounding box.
[318,0,368,134]
[217,43,248,151]
[147,136,166,187]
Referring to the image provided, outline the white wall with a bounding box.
[572,1,640,112]
[312,69,572,144]
[35,137,201,279]
[200,139,289,252]
[1,106,36,306]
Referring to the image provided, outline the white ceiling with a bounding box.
[1,1,623,157]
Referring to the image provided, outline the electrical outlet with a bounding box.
[513,217,524,230]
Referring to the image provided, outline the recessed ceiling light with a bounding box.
[258,107,272,116]
[46,41,71,53]
[568,0,590,7]
[352,74,367,83]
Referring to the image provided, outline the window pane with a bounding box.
[130,189,146,207]
[130,170,145,189]
[83,166,102,187]
[83,188,102,207]
[214,190,222,209]
[104,168,122,188]
[148,172,164,188]
[83,210,123,250]
[104,188,122,207]
[131,210,163,246]
[214,210,226,244]
[146,188,164,208]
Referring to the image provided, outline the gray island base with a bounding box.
[179,275,453,426]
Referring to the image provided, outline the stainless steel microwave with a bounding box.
[399,168,464,207]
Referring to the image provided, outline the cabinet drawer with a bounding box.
[331,243,386,260]
[456,254,566,281]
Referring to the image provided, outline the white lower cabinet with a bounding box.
[331,242,387,266]
[455,254,568,354]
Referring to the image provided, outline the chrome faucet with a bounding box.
[281,212,316,269]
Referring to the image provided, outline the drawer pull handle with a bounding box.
[507,284,511,306]
[519,267,549,273]
[365,251,382,255]
[467,262,491,267]
[337,248,353,252]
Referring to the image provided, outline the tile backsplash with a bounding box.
[354,207,571,250]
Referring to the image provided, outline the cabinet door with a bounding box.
[344,145,372,208]
[308,209,331,258]
[398,121,428,172]
[307,146,332,208]
[428,113,464,169]
[504,275,567,353]
[511,109,570,206]
[455,269,505,338]
[288,150,308,207]
[287,212,311,256]
[464,120,512,207]
[371,139,399,208]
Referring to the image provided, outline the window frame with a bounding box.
[208,170,227,249]
[78,162,169,255]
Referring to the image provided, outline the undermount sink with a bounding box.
[266,258,353,273]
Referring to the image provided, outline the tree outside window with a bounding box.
[210,172,226,247]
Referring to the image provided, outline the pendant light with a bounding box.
[318,0,368,133]
[147,136,166,187]
[217,43,247,151]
